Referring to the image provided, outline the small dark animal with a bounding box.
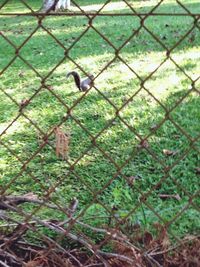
[66,71,94,91]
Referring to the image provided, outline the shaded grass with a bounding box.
[0,0,200,239]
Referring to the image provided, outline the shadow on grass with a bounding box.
[0,0,199,67]
[0,81,199,237]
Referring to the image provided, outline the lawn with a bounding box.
[0,0,200,243]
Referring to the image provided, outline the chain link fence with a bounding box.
[0,0,200,266]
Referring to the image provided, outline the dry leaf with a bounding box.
[19,99,29,111]
[163,149,178,156]
[173,134,180,139]
[127,176,136,186]
[25,260,43,267]
[54,127,70,160]
[189,33,195,43]
[46,84,54,90]
[138,139,149,149]
[159,194,181,201]
[183,234,197,241]
[112,240,143,266]
[18,71,25,77]
[127,176,141,186]
[162,233,170,249]
[150,124,158,131]
[159,227,170,249]
[143,231,153,247]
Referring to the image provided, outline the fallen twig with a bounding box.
[84,264,103,267]
[1,196,139,252]
[0,249,22,266]
[149,235,199,257]
[158,194,181,201]
[0,260,11,267]
[144,252,162,267]
[1,198,137,266]
[42,235,83,267]
[0,194,67,211]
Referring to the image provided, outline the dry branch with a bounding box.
[0,198,136,266]
[0,193,72,213]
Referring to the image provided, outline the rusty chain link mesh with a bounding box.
[0,0,200,266]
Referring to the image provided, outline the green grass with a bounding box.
[0,0,200,241]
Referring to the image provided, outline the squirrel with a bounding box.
[66,71,94,92]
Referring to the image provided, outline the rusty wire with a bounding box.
[0,0,200,266]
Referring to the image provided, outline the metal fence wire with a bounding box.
[0,0,200,266]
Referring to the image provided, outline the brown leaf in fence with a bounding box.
[19,99,29,111]
[163,149,178,156]
[55,127,70,160]
[138,139,149,149]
